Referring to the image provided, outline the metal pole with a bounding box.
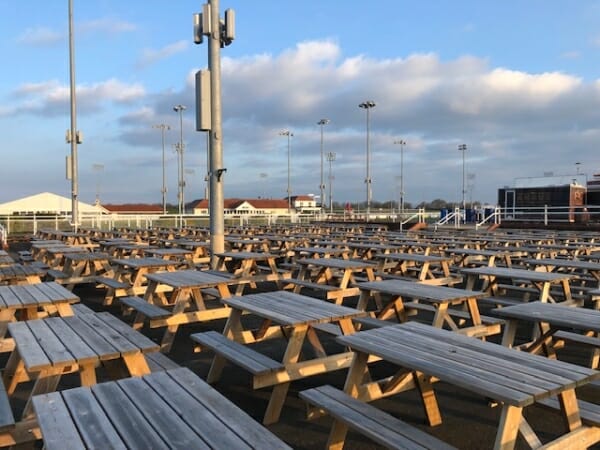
[327,152,336,215]
[153,124,170,214]
[318,119,329,214]
[359,101,375,218]
[68,0,79,232]
[208,0,225,268]
[288,133,291,213]
[458,144,467,216]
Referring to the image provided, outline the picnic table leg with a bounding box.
[263,323,308,425]
[415,371,441,426]
[558,389,582,431]
[206,309,244,383]
[22,370,63,419]
[493,405,522,450]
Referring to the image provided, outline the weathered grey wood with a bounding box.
[191,331,284,374]
[0,377,14,432]
[71,303,95,315]
[537,396,600,425]
[46,269,70,280]
[357,279,485,302]
[146,352,180,372]
[166,367,291,449]
[95,276,129,289]
[300,385,457,450]
[93,312,159,353]
[115,376,209,449]
[26,319,77,367]
[404,301,505,325]
[63,316,121,361]
[90,381,169,449]
[62,387,127,449]
[43,317,98,366]
[31,392,86,450]
[287,279,340,291]
[76,312,139,356]
[479,296,524,307]
[492,302,600,332]
[120,296,171,319]
[7,322,51,371]
[554,330,600,348]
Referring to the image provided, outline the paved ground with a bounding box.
[6,241,600,449]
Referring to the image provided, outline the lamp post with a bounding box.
[317,118,330,213]
[359,101,376,217]
[173,105,186,215]
[67,0,80,231]
[327,151,336,215]
[153,124,170,214]
[394,139,406,219]
[279,130,293,213]
[458,144,467,218]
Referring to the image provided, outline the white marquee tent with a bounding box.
[0,192,104,215]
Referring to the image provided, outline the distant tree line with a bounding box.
[330,199,483,211]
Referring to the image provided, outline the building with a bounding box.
[101,204,163,215]
[193,198,290,216]
[290,195,319,213]
[0,192,103,215]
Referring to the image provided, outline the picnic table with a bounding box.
[355,279,501,337]
[493,301,600,368]
[375,252,456,285]
[443,247,514,268]
[48,252,113,290]
[36,245,89,269]
[31,367,290,449]
[327,321,600,449]
[138,269,250,352]
[523,257,600,288]
[0,264,45,285]
[192,291,367,424]
[171,239,211,263]
[0,252,14,268]
[98,257,179,305]
[290,257,377,304]
[142,247,194,267]
[214,251,290,293]
[4,311,159,418]
[460,266,575,304]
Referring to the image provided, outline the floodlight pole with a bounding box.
[279,130,293,213]
[153,124,170,214]
[394,139,406,219]
[173,105,186,217]
[327,152,336,215]
[458,143,467,219]
[317,118,330,214]
[359,101,376,218]
[68,0,79,231]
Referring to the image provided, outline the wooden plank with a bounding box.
[8,286,37,307]
[26,319,76,367]
[43,317,98,366]
[0,378,14,432]
[300,385,455,450]
[191,331,283,374]
[146,352,180,372]
[93,312,159,353]
[7,322,50,372]
[63,316,120,361]
[76,312,140,356]
[37,282,79,304]
[30,392,86,450]
[120,296,171,319]
[90,381,170,449]
[62,387,127,449]
[166,367,291,449]
[115,376,209,449]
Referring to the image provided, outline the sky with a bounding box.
[2,1,600,208]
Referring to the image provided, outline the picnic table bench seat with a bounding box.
[300,385,456,450]
[352,316,395,330]
[537,396,600,426]
[478,296,528,308]
[146,352,180,372]
[45,269,70,281]
[553,330,600,348]
[119,296,172,330]
[95,276,130,290]
[192,331,284,377]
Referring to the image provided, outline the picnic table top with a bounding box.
[63,252,111,262]
[459,266,574,282]
[111,257,180,269]
[356,279,487,302]
[296,257,377,270]
[337,321,600,407]
[32,367,290,450]
[145,269,244,288]
[491,301,600,332]
[222,291,367,326]
[8,312,158,372]
[375,253,453,263]
[215,251,277,260]
[0,264,46,280]
[0,282,79,309]
[523,258,600,270]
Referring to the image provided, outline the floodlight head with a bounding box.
[458,144,467,151]
[317,118,330,126]
[173,104,187,112]
[359,101,376,109]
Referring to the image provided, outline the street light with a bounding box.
[279,130,293,213]
[173,105,186,215]
[394,139,406,219]
[327,151,336,215]
[317,118,330,213]
[458,144,467,216]
[153,124,171,214]
[359,101,376,217]
[67,0,80,231]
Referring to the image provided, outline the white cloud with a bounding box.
[136,40,189,69]
[16,27,64,46]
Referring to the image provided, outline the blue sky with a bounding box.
[2,1,600,207]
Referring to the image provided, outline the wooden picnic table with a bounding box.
[523,257,600,287]
[51,252,113,290]
[142,247,194,266]
[443,247,514,268]
[493,301,600,368]
[0,253,14,268]
[4,311,159,418]
[333,321,600,449]
[460,266,575,303]
[99,257,179,305]
[193,291,367,424]
[375,252,456,285]
[36,245,89,269]
[31,367,291,449]
[291,257,377,304]
[140,269,250,352]
[0,265,45,285]
[171,239,211,263]
[355,279,500,337]
[214,251,290,293]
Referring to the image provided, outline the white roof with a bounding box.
[0,192,104,214]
